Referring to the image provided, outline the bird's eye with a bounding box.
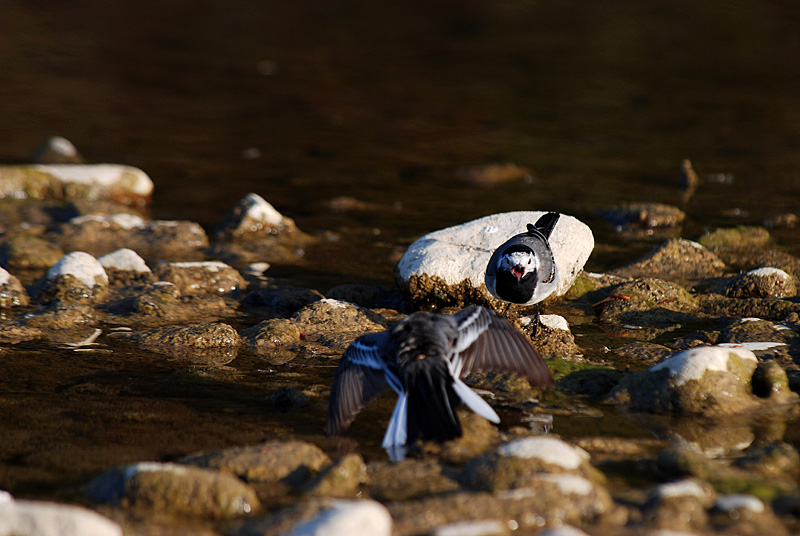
[527,259,532,265]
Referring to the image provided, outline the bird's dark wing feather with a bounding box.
[326,331,394,436]
[451,306,554,388]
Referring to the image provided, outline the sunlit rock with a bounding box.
[0,164,153,206]
[710,493,788,536]
[608,346,761,415]
[0,267,29,308]
[519,313,582,359]
[283,499,392,536]
[640,478,715,532]
[181,440,330,497]
[153,260,246,295]
[0,495,121,536]
[716,267,796,299]
[395,211,594,309]
[367,459,460,502]
[303,453,367,498]
[33,251,108,304]
[86,461,260,518]
[610,238,726,284]
[212,192,314,266]
[97,248,154,286]
[242,299,386,362]
[460,436,600,491]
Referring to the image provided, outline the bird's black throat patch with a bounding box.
[495,269,537,303]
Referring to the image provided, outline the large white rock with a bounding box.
[284,500,392,536]
[0,498,122,536]
[395,211,594,305]
[650,346,757,387]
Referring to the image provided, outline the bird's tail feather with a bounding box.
[406,371,461,445]
[382,392,408,449]
[452,378,500,423]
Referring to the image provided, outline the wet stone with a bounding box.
[0,496,122,536]
[97,248,154,286]
[735,442,800,478]
[598,202,685,238]
[395,211,594,309]
[211,192,314,266]
[116,323,240,365]
[181,440,330,489]
[710,494,789,536]
[0,267,29,308]
[460,436,600,491]
[612,342,673,366]
[153,260,246,296]
[241,318,304,364]
[519,314,582,359]
[608,346,760,415]
[52,214,209,260]
[698,294,800,322]
[0,233,65,273]
[291,298,387,350]
[610,238,726,285]
[21,302,95,330]
[366,459,460,502]
[722,267,796,299]
[432,519,509,536]
[640,479,715,532]
[303,453,367,498]
[390,476,614,535]
[85,461,260,518]
[0,164,153,206]
[0,322,42,344]
[594,278,698,330]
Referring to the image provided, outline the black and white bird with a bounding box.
[485,212,560,320]
[326,306,553,459]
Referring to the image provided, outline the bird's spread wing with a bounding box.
[326,331,395,436]
[450,306,554,388]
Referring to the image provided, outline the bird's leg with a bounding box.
[530,304,541,337]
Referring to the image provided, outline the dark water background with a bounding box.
[1,0,800,502]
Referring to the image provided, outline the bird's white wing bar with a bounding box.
[382,393,408,449]
[452,378,500,423]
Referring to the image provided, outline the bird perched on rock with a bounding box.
[327,305,553,459]
[485,212,560,327]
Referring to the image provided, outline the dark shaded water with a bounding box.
[2,0,800,506]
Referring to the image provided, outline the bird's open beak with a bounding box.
[511,265,525,281]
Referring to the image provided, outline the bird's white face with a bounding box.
[499,250,537,280]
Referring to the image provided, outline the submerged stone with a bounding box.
[30,136,85,164]
[594,278,698,330]
[303,453,367,498]
[0,233,65,272]
[598,202,685,238]
[367,459,460,502]
[116,323,240,365]
[395,211,594,309]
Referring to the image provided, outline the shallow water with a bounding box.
[2,0,800,514]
